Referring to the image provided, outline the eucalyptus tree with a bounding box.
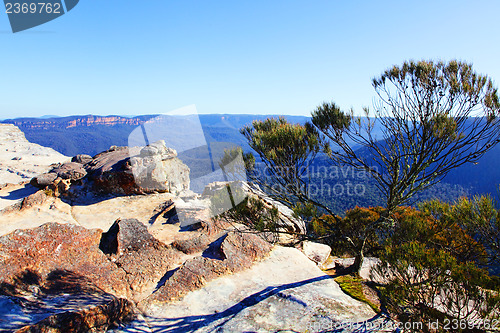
[312,60,500,213]
[241,60,500,273]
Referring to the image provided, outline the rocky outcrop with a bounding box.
[30,172,57,187]
[301,241,332,266]
[140,246,380,332]
[143,231,272,306]
[203,181,306,236]
[30,162,87,195]
[0,125,394,333]
[100,219,181,300]
[28,141,191,197]
[129,141,190,194]
[85,141,190,195]
[0,124,68,185]
[0,223,130,298]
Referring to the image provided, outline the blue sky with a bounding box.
[1,0,499,118]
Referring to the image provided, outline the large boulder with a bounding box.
[71,154,93,164]
[30,172,57,188]
[50,162,87,181]
[0,223,130,298]
[85,142,190,195]
[301,241,331,266]
[100,219,181,300]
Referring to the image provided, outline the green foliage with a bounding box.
[311,207,384,257]
[373,241,500,331]
[420,195,500,266]
[241,117,333,216]
[311,60,500,212]
[210,184,281,242]
[311,102,351,133]
[241,117,324,167]
[388,206,487,265]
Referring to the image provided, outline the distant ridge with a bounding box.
[3,114,158,130]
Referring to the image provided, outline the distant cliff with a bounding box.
[3,115,156,130]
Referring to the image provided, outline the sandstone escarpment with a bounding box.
[0,124,68,185]
[4,115,152,130]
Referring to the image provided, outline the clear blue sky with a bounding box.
[1,0,499,118]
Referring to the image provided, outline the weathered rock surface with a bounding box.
[0,270,134,332]
[301,241,332,266]
[100,219,181,300]
[0,189,49,213]
[175,198,212,228]
[143,231,272,306]
[0,124,68,185]
[16,297,134,333]
[203,181,306,236]
[29,172,57,188]
[0,196,77,237]
[71,154,93,164]
[50,162,88,181]
[85,141,190,195]
[0,223,130,298]
[140,246,379,333]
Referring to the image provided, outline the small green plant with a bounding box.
[43,188,54,197]
[334,274,381,313]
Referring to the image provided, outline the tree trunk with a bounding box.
[351,251,364,275]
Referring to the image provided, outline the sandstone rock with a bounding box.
[85,146,145,195]
[100,219,180,300]
[138,140,176,158]
[203,181,306,236]
[172,234,213,255]
[140,246,380,332]
[85,142,190,195]
[30,172,57,188]
[130,143,190,194]
[301,241,331,266]
[143,231,272,305]
[47,177,72,197]
[0,270,134,332]
[0,223,130,298]
[0,189,48,214]
[0,124,68,185]
[175,198,212,228]
[51,162,87,181]
[20,190,47,210]
[71,154,93,164]
[17,297,134,333]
